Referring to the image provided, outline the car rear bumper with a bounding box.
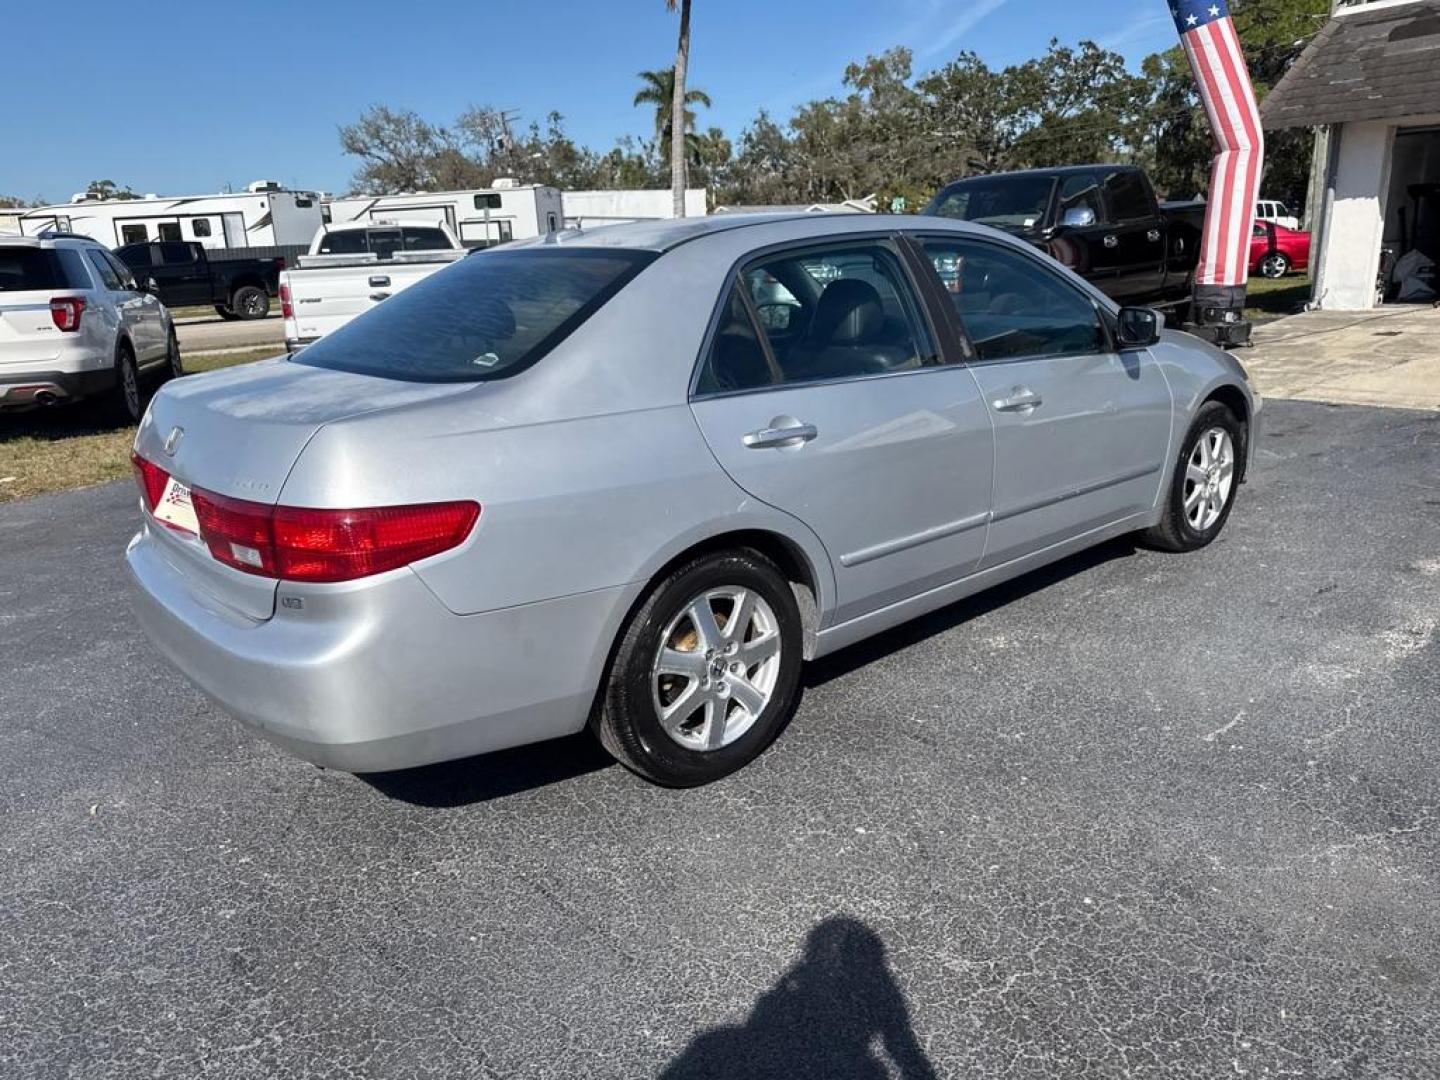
[127,523,642,772]
[0,366,115,407]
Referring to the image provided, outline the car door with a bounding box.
[87,249,164,364]
[913,234,1172,569]
[1096,168,1166,301]
[689,237,995,627]
[156,243,210,306]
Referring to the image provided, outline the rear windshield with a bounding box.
[0,247,83,291]
[293,247,655,383]
[926,176,1057,231]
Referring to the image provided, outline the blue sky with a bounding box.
[3,0,1179,203]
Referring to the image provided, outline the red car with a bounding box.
[1250,221,1311,279]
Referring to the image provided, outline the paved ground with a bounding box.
[1245,305,1440,411]
[2,399,1438,1079]
[175,313,284,355]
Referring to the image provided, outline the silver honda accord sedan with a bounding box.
[128,213,1259,786]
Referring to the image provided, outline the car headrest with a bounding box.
[811,279,885,345]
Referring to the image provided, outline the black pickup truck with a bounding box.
[923,165,1205,314]
[113,241,284,320]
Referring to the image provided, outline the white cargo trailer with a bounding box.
[11,181,323,251]
[325,182,564,248]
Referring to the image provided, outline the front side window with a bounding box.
[159,243,193,266]
[926,176,1056,231]
[119,245,153,269]
[1101,170,1152,223]
[920,238,1107,363]
[1058,173,1104,223]
[294,247,654,383]
[696,241,938,394]
[102,250,138,289]
[85,249,122,290]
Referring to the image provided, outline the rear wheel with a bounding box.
[593,550,803,787]
[157,326,183,384]
[1258,252,1291,279]
[111,342,143,424]
[230,285,269,320]
[214,304,241,321]
[1142,400,1243,553]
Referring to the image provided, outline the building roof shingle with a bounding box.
[1261,0,1440,129]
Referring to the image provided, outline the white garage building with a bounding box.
[1263,0,1440,309]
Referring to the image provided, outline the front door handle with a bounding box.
[1147,228,1162,243]
[743,421,818,450]
[1103,234,1120,249]
[993,389,1043,414]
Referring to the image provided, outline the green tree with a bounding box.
[664,0,697,216]
[85,179,138,201]
[633,66,713,171]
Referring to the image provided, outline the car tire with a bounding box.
[157,326,183,384]
[214,304,241,321]
[111,341,144,424]
[1141,400,1244,553]
[593,549,804,787]
[230,285,269,320]
[1259,253,1290,279]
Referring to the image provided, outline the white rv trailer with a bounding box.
[561,189,708,228]
[12,181,323,250]
[325,182,564,247]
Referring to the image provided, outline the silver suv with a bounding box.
[0,233,180,420]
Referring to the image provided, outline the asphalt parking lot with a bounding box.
[2,398,1438,1079]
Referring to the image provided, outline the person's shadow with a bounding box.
[660,916,938,1080]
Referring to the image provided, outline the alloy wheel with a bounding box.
[651,587,782,751]
[1260,254,1288,279]
[121,355,139,418]
[1183,427,1235,531]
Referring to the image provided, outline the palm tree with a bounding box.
[666,0,698,216]
[634,66,712,168]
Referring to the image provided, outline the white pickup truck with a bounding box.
[281,220,467,351]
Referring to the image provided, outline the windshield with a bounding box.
[293,247,655,383]
[926,176,1057,231]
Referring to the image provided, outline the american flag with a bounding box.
[1172,0,1265,288]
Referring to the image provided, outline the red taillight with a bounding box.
[190,489,479,583]
[50,296,86,332]
[130,451,169,512]
[279,283,293,320]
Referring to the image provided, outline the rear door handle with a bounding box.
[993,389,1043,413]
[743,422,818,450]
[369,292,392,302]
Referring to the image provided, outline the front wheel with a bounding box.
[1258,253,1291,279]
[1142,400,1243,553]
[230,285,269,320]
[593,550,804,787]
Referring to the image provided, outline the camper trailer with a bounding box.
[12,181,323,252]
[325,182,564,248]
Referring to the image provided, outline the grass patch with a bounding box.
[0,347,278,503]
[1246,275,1311,321]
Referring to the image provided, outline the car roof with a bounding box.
[510,211,991,255]
[0,233,104,249]
[938,165,1128,185]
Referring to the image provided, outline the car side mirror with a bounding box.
[1116,306,1162,348]
[1061,207,1097,229]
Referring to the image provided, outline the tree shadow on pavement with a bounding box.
[660,916,938,1080]
[805,536,1140,689]
[359,732,615,807]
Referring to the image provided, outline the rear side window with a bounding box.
[86,249,122,290]
[0,248,72,291]
[1101,170,1152,223]
[316,230,369,255]
[294,247,655,383]
[402,227,451,251]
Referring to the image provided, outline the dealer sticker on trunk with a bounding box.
[153,477,200,537]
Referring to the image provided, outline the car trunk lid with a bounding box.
[135,356,477,621]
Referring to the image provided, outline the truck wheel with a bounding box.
[214,304,241,321]
[1258,253,1290,279]
[230,286,269,320]
[109,341,145,424]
